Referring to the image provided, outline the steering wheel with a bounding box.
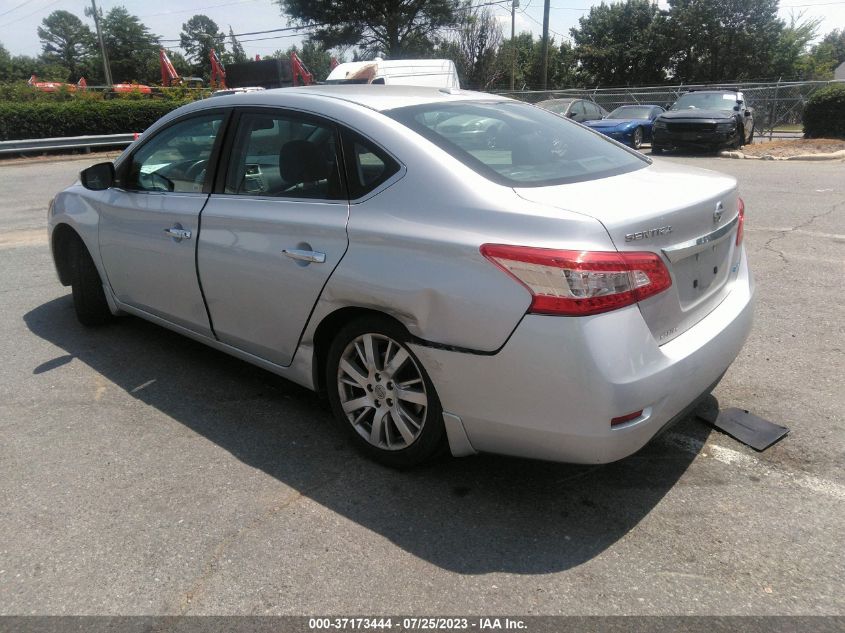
[184,159,208,184]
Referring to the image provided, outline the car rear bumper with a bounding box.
[411,248,755,464]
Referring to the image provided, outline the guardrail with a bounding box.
[0,133,136,156]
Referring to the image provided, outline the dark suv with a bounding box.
[652,89,754,153]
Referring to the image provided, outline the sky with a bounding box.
[1,0,844,66]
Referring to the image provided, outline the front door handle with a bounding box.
[282,249,326,264]
[164,227,192,241]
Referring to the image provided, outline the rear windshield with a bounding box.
[386,101,647,187]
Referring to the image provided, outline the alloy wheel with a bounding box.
[337,333,428,451]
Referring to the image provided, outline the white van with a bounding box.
[325,58,460,89]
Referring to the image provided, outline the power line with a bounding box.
[0,0,37,19]
[0,0,60,29]
[520,9,570,41]
[139,0,261,19]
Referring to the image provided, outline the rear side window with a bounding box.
[386,101,647,187]
[341,132,400,199]
[224,111,344,200]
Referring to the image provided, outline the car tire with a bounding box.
[70,239,113,327]
[651,145,664,155]
[632,127,643,150]
[326,316,446,468]
[735,125,745,149]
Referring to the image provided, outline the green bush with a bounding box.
[0,99,194,140]
[803,84,845,139]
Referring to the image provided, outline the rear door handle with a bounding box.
[282,249,326,264]
[163,227,192,241]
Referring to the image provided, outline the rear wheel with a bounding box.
[70,240,112,327]
[326,317,445,468]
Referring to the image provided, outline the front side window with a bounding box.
[225,111,344,200]
[124,113,225,193]
[386,101,647,187]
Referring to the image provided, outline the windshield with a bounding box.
[671,93,739,111]
[536,100,573,114]
[386,101,647,187]
[608,106,655,119]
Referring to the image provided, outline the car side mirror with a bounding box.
[567,112,576,119]
[80,162,115,191]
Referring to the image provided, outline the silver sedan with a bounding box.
[48,85,754,468]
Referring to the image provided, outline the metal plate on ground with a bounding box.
[709,407,790,451]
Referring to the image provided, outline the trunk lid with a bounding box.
[515,161,743,344]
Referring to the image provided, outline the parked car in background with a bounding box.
[652,89,754,153]
[49,86,754,468]
[536,98,608,123]
[583,105,665,149]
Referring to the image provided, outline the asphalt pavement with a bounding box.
[0,152,843,615]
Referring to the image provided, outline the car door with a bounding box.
[197,108,350,366]
[97,110,229,336]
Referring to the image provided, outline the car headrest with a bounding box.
[279,140,328,185]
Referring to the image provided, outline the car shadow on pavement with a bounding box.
[25,296,712,575]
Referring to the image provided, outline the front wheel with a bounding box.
[734,125,745,149]
[632,127,643,150]
[70,240,113,327]
[326,317,446,468]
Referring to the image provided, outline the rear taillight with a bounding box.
[480,244,672,316]
[736,197,745,246]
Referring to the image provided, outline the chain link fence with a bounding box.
[496,80,845,139]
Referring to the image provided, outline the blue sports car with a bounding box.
[583,105,665,149]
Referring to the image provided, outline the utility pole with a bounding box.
[540,0,550,90]
[510,0,518,90]
[90,0,112,86]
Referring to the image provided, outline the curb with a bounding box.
[719,149,845,161]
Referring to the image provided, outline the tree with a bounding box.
[277,0,460,58]
[86,6,160,83]
[570,0,671,86]
[0,43,63,82]
[770,13,820,79]
[493,32,580,90]
[800,29,845,79]
[229,27,248,64]
[438,1,503,89]
[180,14,225,71]
[667,0,784,82]
[37,10,96,82]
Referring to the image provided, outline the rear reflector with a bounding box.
[480,244,672,316]
[611,410,643,425]
[736,197,745,246]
